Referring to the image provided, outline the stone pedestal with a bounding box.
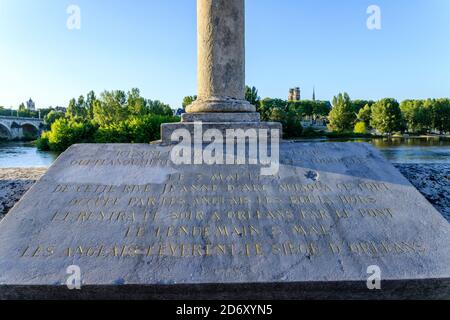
[0,142,449,299]
[2,0,448,300]
[182,113,261,123]
[161,112,281,145]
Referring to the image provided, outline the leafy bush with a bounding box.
[44,110,65,129]
[37,114,180,151]
[354,121,367,134]
[35,133,51,151]
[43,119,97,151]
[129,115,179,142]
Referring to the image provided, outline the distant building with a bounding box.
[288,87,301,101]
[26,98,36,111]
[312,87,316,101]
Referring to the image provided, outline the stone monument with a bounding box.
[0,0,449,299]
[161,0,280,144]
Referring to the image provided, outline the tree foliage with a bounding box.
[328,93,356,132]
[357,104,372,128]
[370,98,403,134]
[258,98,287,121]
[182,95,197,109]
[430,98,450,134]
[351,100,375,114]
[354,121,367,134]
[37,88,179,151]
[245,86,260,106]
[44,110,65,129]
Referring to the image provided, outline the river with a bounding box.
[0,142,59,168]
[0,137,449,168]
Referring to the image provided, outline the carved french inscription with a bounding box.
[18,148,424,263]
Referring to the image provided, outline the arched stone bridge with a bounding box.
[0,116,44,140]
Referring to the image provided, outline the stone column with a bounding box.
[186,0,255,113]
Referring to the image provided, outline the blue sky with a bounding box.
[0,0,449,109]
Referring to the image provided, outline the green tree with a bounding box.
[267,107,286,123]
[127,88,147,116]
[93,90,128,126]
[354,122,367,134]
[328,93,356,132]
[289,101,313,120]
[85,90,97,120]
[371,98,403,135]
[66,95,88,119]
[312,101,332,117]
[38,107,54,120]
[357,104,372,128]
[44,110,65,129]
[430,98,450,134]
[182,95,197,109]
[147,100,173,116]
[400,100,433,134]
[18,103,32,117]
[66,98,77,118]
[284,106,303,138]
[245,86,260,106]
[258,98,287,121]
[351,100,375,114]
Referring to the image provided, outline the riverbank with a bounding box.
[0,164,448,222]
[0,168,47,220]
[394,164,450,221]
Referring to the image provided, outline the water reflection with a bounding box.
[0,137,449,168]
[295,137,450,164]
[370,137,450,163]
[0,141,59,168]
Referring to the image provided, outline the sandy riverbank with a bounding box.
[0,165,449,222]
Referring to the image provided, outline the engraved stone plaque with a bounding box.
[0,142,449,299]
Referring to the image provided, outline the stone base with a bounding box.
[181,112,260,123]
[186,98,256,113]
[1,279,449,300]
[0,142,450,299]
[161,121,282,145]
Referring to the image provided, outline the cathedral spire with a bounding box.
[312,86,316,101]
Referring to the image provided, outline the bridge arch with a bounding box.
[0,123,11,139]
[21,122,40,139]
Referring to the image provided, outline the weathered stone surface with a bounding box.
[0,142,449,299]
[2,165,449,224]
[186,0,255,113]
[187,97,255,114]
[182,112,260,123]
[0,168,46,219]
[394,164,450,222]
[160,121,282,145]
